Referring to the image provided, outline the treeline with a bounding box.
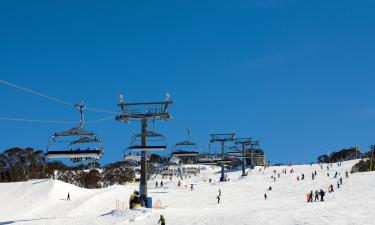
[0,147,135,188]
[0,147,47,182]
[317,147,361,163]
[316,146,375,173]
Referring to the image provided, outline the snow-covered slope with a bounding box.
[1,160,374,225]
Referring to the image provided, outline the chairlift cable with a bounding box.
[0,79,116,114]
[0,117,77,124]
[0,116,113,124]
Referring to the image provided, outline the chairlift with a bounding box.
[45,103,104,161]
[128,130,167,151]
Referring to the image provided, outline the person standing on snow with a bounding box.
[315,190,319,201]
[217,195,221,203]
[67,192,70,201]
[329,184,334,193]
[264,193,268,200]
[319,189,325,201]
[158,215,166,225]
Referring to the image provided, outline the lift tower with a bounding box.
[235,138,252,176]
[210,132,236,181]
[116,94,173,200]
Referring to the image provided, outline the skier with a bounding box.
[191,184,194,191]
[309,191,313,202]
[339,177,343,185]
[319,189,325,201]
[264,193,267,200]
[314,171,317,176]
[329,184,334,193]
[315,190,319,201]
[312,173,315,180]
[218,189,221,196]
[67,192,70,201]
[158,215,166,225]
[268,186,272,191]
[178,180,181,187]
[160,181,164,188]
[334,172,338,178]
[155,181,159,188]
[216,195,221,203]
[301,174,305,180]
[337,181,340,189]
[345,171,349,178]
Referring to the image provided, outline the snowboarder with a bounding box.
[67,192,70,201]
[264,193,267,200]
[217,195,221,203]
[158,215,166,225]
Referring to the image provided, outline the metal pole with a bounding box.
[140,119,148,199]
[220,141,225,181]
[241,143,246,176]
[370,145,374,171]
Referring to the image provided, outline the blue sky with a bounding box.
[1,0,375,164]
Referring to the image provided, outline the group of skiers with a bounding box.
[306,189,325,202]
[155,181,164,188]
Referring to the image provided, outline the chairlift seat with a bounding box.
[128,145,167,151]
[217,160,232,164]
[46,149,102,159]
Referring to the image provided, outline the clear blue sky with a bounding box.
[1,0,375,164]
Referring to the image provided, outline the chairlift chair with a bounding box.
[46,129,104,160]
[45,103,104,162]
[128,130,167,151]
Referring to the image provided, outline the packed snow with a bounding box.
[1,160,374,225]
